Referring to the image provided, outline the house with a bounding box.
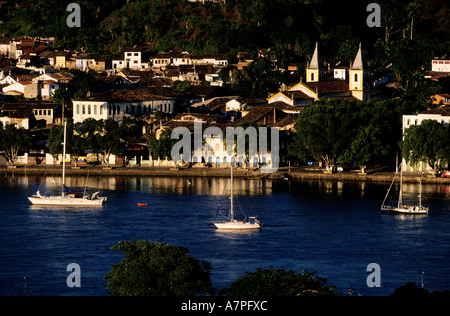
[2,72,71,99]
[171,52,192,67]
[0,37,11,56]
[402,105,450,172]
[34,72,74,84]
[431,58,450,73]
[0,101,57,128]
[236,52,255,70]
[38,51,56,67]
[2,79,59,100]
[432,94,450,106]
[191,54,228,67]
[149,51,192,70]
[75,53,107,72]
[17,53,40,68]
[150,52,172,70]
[333,65,349,80]
[2,81,32,96]
[112,49,150,72]
[184,86,228,105]
[54,51,73,69]
[72,88,175,123]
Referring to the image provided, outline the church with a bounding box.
[268,42,371,106]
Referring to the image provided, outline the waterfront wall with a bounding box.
[2,165,449,184]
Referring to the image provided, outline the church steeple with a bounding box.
[306,42,326,82]
[349,43,370,102]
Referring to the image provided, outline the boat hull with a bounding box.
[213,220,261,230]
[382,205,428,215]
[28,196,106,207]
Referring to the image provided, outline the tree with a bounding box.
[288,100,358,170]
[48,119,87,167]
[75,118,101,159]
[0,124,32,166]
[400,119,450,175]
[219,267,340,296]
[148,129,175,160]
[68,69,98,99]
[338,98,401,170]
[104,240,213,296]
[95,119,126,167]
[51,83,72,121]
[171,80,191,91]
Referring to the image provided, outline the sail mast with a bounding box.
[230,164,234,220]
[398,164,403,208]
[62,120,67,197]
[419,180,422,208]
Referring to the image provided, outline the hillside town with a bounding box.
[0,34,449,175]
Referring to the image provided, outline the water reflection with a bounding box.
[2,174,449,202]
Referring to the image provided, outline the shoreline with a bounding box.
[2,165,450,184]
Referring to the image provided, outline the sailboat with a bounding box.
[381,164,428,215]
[213,165,261,230]
[28,121,107,206]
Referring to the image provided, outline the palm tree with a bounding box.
[51,82,72,122]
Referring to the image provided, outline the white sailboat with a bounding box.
[213,165,261,230]
[28,121,107,206]
[381,164,428,215]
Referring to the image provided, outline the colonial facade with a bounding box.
[72,88,175,123]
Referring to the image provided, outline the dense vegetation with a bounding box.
[287,97,448,170]
[1,0,448,69]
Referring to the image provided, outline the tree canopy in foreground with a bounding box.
[104,240,213,296]
[219,266,340,296]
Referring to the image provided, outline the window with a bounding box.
[127,53,132,56]
[82,105,85,115]
[100,105,103,115]
[134,53,138,56]
[311,73,314,81]
[39,110,42,115]
[77,104,80,114]
[43,110,46,115]
[354,74,358,82]
[94,105,97,115]
[88,105,91,115]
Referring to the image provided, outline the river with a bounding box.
[0,174,449,296]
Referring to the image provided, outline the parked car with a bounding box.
[442,170,450,178]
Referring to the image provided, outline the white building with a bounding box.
[112,49,150,72]
[191,54,228,67]
[333,66,349,80]
[431,58,450,73]
[402,105,450,172]
[72,88,175,123]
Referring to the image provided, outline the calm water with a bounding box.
[0,174,449,296]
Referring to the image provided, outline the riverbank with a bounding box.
[2,165,450,184]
